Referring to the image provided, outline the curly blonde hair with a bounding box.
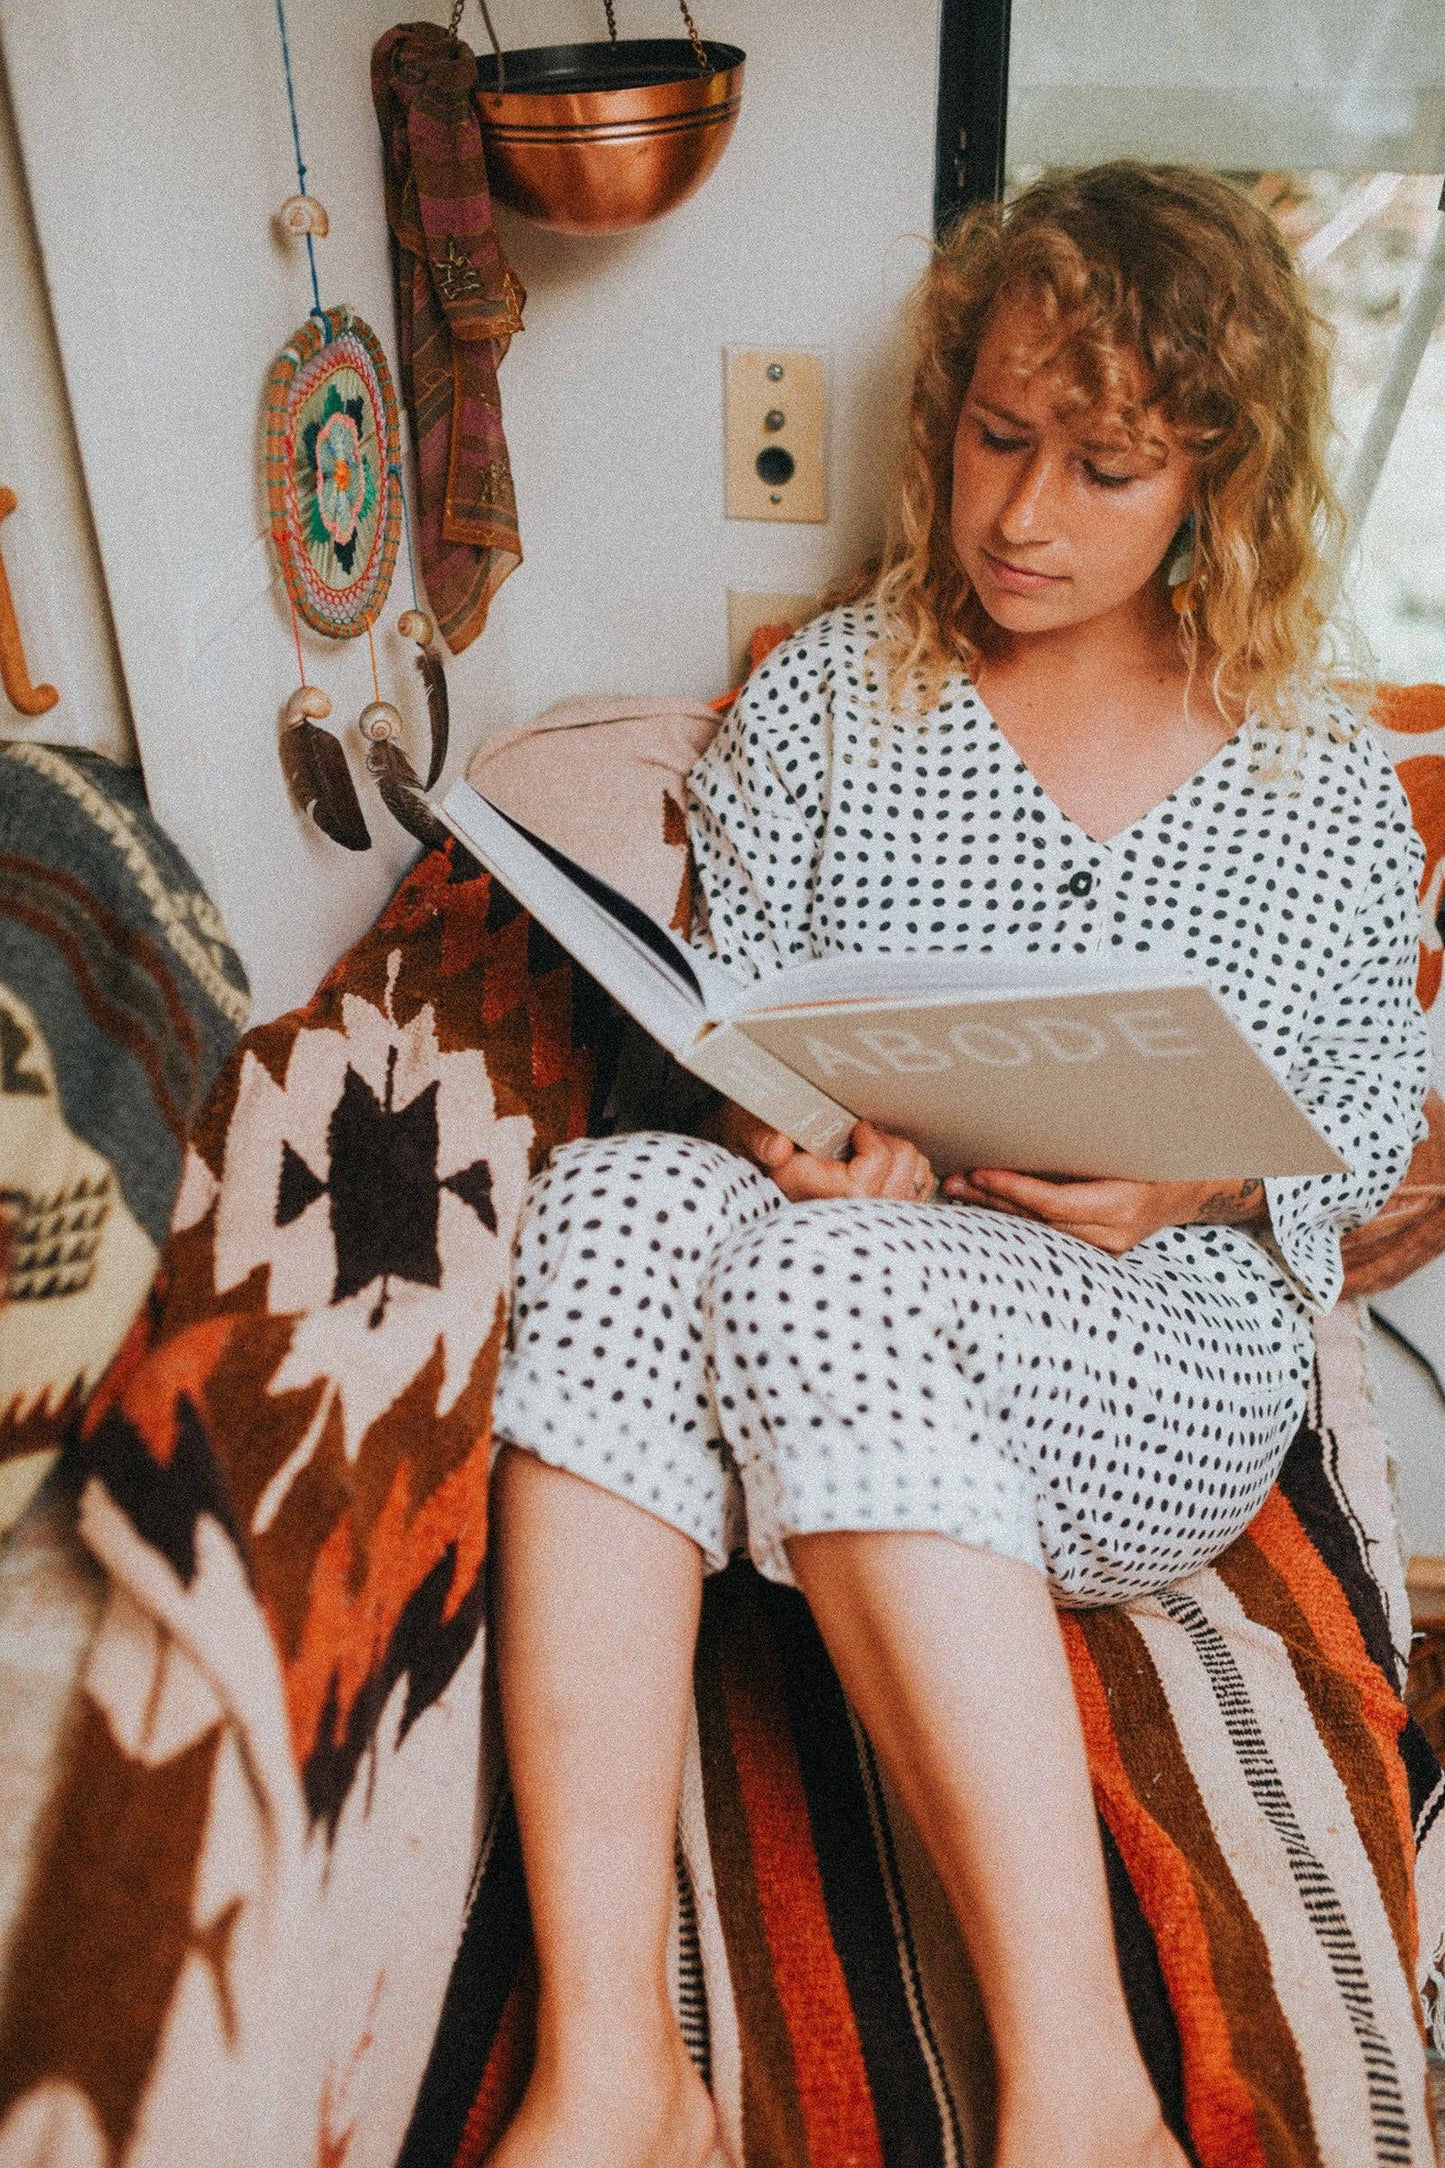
[871,163,1351,747]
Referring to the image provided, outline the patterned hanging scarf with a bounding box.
[372,22,525,654]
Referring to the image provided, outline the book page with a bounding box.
[747,948,1173,1010]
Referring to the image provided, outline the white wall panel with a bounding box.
[0,0,937,1021]
[0,62,133,762]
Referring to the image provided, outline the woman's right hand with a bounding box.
[717,1100,938,1203]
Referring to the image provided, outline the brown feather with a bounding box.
[366,732,452,852]
[417,644,450,791]
[279,720,371,851]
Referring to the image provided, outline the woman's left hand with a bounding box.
[940,1169,1267,1255]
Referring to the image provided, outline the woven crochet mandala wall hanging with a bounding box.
[261,0,454,856]
[262,294,448,855]
[265,305,402,641]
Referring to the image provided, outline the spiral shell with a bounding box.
[397,609,435,647]
[359,699,405,743]
[283,684,332,724]
[277,193,330,239]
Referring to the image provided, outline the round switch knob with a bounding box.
[755,446,796,487]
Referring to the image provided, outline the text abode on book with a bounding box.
[439,779,1345,1183]
[800,1003,1207,1077]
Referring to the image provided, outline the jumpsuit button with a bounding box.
[1065,869,1094,897]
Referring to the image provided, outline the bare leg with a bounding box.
[486,1447,718,2168]
[787,1531,1188,2168]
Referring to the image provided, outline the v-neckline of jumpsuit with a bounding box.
[966,683,1249,852]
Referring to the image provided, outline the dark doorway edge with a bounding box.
[933,0,1012,236]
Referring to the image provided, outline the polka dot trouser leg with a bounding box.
[492,1131,782,1565]
[705,1201,1314,1604]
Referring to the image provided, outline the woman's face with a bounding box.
[950,294,1198,644]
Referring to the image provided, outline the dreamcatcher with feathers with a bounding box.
[264,8,449,855]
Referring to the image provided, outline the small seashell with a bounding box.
[277,193,330,239]
[397,609,435,647]
[359,699,405,743]
[283,684,332,724]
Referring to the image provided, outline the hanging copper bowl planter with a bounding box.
[472,5,745,235]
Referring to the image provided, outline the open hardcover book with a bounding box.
[440,780,1345,1182]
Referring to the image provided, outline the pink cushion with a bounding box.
[468,695,720,931]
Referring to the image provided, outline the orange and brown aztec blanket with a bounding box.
[1,841,1440,2167]
[0,845,620,2165]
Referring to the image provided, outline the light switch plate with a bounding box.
[724,347,828,523]
[726,589,822,684]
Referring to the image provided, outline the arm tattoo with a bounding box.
[1191,1177,1267,1226]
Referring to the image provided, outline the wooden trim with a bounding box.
[0,488,59,716]
[1407,1555,1445,1624]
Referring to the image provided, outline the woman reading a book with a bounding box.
[485,166,1431,2168]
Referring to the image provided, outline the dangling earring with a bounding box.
[1166,513,1197,613]
[1166,513,1197,588]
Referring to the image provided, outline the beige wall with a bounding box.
[2,0,938,1019]
[478,0,938,719]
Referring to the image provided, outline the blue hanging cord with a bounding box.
[274,0,324,320]
[275,0,418,616]
[390,462,423,612]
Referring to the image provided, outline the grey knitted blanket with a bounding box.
[0,742,249,1534]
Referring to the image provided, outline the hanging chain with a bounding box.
[475,0,504,75]
[675,0,710,71]
[448,0,506,94]
[454,0,708,76]
[604,0,708,69]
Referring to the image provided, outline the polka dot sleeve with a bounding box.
[1263,753,1432,1313]
[685,629,832,981]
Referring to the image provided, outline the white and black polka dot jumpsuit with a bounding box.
[493,604,1430,1602]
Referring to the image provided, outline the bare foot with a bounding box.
[485,2023,718,2168]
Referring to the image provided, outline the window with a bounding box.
[937,0,1445,680]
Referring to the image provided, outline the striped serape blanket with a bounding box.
[403,1297,1445,2168]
